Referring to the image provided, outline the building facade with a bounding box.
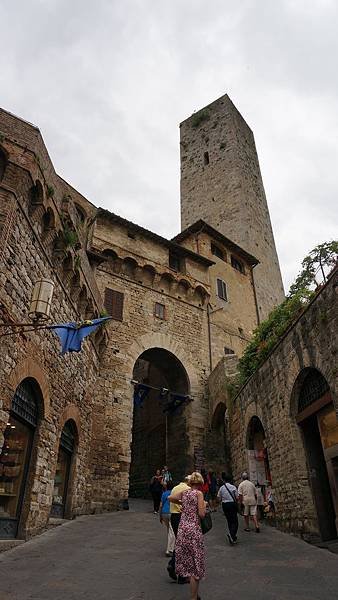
[217,272,337,543]
[0,96,265,538]
[180,94,285,321]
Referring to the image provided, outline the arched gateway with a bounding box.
[293,367,338,541]
[129,347,190,496]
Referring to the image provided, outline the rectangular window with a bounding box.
[104,288,124,321]
[216,278,228,301]
[154,302,165,320]
[231,255,245,274]
[211,242,225,261]
[169,250,184,273]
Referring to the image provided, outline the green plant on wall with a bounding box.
[63,226,79,249]
[191,109,210,128]
[238,240,337,385]
[47,185,55,198]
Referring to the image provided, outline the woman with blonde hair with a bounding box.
[169,471,206,600]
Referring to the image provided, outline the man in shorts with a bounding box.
[238,472,260,533]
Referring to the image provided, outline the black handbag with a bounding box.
[200,511,212,534]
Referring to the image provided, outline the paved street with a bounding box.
[0,500,337,600]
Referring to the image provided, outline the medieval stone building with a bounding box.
[217,270,337,545]
[0,94,335,546]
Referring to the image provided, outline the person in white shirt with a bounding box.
[238,472,260,533]
[217,474,239,545]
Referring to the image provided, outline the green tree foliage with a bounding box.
[289,241,338,296]
[238,240,337,384]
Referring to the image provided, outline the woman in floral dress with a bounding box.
[169,472,206,600]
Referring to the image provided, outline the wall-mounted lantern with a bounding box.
[28,279,54,321]
[0,279,55,338]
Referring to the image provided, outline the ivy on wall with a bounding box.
[238,240,338,384]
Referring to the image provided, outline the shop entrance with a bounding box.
[129,348,190,497]
[0,379,40,539]
[51,420,77,518]
[246,416,272,486]
[295,368,338,541]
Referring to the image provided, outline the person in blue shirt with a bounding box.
[160,481,175,556]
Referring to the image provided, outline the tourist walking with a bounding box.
[149,469,163,514]
[207,471,218,512]
[162,465,173,485]
[217,474,239,545]
[167,476,191,584]
[238,472,260,533]
[159,481,175,556]
[170,472,206,600]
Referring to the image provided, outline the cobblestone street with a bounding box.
[0,500,337,600]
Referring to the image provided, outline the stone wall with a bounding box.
[229,272,337,540]
[180,94,285,321]
[0,133,102,537]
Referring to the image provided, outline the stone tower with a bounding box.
[180,94,284,321]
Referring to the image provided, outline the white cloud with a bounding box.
[0,0,337,291]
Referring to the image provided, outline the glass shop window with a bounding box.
[0,417,34,521]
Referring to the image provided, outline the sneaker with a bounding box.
[244,528,250,532]
[255,527,260,533]
[227,533,234,545]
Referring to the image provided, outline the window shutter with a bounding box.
[104,288,124,321]
[216,278,227,301]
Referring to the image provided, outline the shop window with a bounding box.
[104,288,124,321]
[0,380,39,539]
[154,302,165,320]
[169,250,184,273]
[51,421,76,518]
[231,255,245,274]
[216,278,227,301]
[211,243,225,261]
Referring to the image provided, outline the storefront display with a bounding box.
[0,380,38,539]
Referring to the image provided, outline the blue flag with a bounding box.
[163,393,190,414]
[133,383,151,407]
[51,317,111,354]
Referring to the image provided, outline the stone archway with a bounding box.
[205,402,231,475]
[292,367,338,541]
[129,347,190,496]
[246,416,272,486]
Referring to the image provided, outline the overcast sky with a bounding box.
[1,0,337,291]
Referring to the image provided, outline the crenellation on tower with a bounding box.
[180,94,285,320]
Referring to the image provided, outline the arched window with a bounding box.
[51,420,77,518]
[298,369,330,414]
[231,255,245,274]
[211,243,225,261]
[0,379,40,538]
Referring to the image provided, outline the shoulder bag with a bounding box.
[200,509,213,534]
[225,484,241,513]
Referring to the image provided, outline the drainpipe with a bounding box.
[207,302,213,373]
[250,266,260,326]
